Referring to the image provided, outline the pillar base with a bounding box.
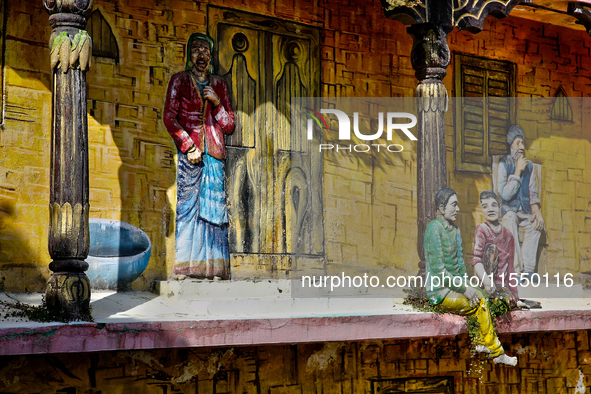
[46,272,92,322]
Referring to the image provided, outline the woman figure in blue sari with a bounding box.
[164,33,235,279]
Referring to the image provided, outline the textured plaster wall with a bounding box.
[1,330,591,393]
[0,0,590,291]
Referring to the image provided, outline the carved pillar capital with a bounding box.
[45,0,92,33]
[44,0,93,17]
[407,23,452,81]
[45,0,93,73]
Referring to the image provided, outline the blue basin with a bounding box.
[86,219,151,290]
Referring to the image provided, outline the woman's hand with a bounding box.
[203,86,221,106]
[187,146,202,164]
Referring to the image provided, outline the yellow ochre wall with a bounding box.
[0,0,590,291]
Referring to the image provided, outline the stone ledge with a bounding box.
[1,298,591,356]
[1,281,590,356]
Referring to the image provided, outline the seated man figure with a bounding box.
[472,191,519,309]
[424,187,517,366]
[498,125,544,277]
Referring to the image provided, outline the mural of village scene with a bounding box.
[0,0,591,391]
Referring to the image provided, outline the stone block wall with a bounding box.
[1,330,590,393]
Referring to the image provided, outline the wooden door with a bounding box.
[208,7,323,277]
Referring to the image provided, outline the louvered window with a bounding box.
[454,55,516,172]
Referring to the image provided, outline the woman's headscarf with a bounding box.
[186,32,215,73]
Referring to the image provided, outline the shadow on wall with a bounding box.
[4,9,176,291]
[5,45,173,292]
[0,200,47,292]
[85,54,176,290]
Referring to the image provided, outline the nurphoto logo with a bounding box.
[303,107,418,153]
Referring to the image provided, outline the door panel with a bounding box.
[208,7,323,276]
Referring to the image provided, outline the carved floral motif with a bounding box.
[384,0,423,12]
[382,0,527,33]
[50,30,92,72]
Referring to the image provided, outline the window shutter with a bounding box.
[455,55,515,173]
[487,71,511,157]
[461,66,486,165]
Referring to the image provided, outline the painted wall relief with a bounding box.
[497,125,545,277]
[471,190,541,309]
[162,9,324,280]
[164,33,235,279]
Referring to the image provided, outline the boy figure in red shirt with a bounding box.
[472,191,521,307]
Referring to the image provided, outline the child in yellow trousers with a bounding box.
[440,290,503,358]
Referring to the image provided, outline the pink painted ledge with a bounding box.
[1,309,591,356]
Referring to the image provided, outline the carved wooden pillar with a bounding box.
[44,0,93,321]
[407,23,451,275]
